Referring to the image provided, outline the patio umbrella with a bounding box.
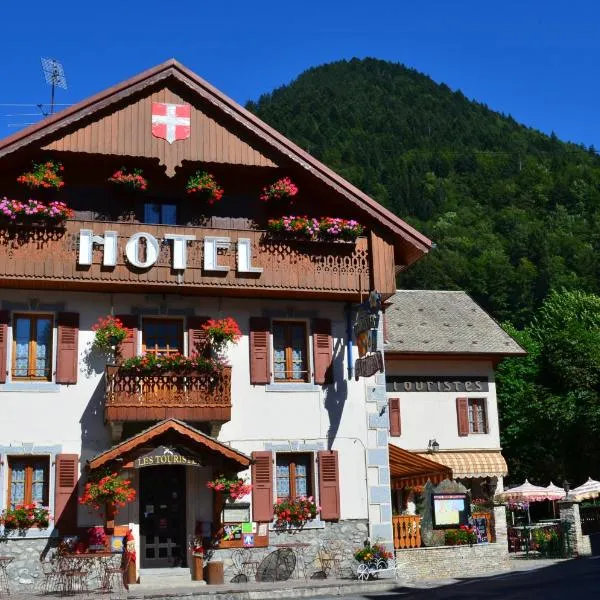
[570,477,600,501]
[497,479,550,503]
[545,482,566,501]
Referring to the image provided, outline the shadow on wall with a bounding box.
[324,338,348,450]
[80,373,112,458]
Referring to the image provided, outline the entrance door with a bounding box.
[140,466,187,568]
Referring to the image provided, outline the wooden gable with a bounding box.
[42,86,276,176]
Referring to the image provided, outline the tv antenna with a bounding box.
[40,58,67,114]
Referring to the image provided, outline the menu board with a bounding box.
[473,517,489,543]
[432,493,469,528]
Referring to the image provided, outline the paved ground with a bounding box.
[4,557,595,599]
[296,557,600,600]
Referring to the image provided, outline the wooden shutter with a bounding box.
[249,317,270,384]
[0,311,9,384]
[116,315,138,360]
[312,318,333,385]
[187,316,209,357]
[251,451,273,522]
[318,450,340,520]
[388,397,401,437]
[456,397,469,437]
[54,454,79,534]
[56,312,79,384]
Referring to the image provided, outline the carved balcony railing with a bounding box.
[392,515,422,549]
[0,220,371,299]
[104,365,232,423]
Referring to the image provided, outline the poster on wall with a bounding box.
[432,493,469,528]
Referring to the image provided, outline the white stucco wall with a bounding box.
[0,289,373,522]
[385,358,501,452]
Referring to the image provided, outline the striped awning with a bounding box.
[415,450,508,479]
[389,444,452,488]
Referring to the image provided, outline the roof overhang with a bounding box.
[88,419,250,472]
[384,351,527,366]
[0,59,431,266]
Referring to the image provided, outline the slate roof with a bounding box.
[384,290,526,356]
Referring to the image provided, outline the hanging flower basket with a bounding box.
[108,167,148,191]
[206,476,252,499]
[260,177,298,203]
[78,470,136,513]
[186,171,224,205]
[17,160,64,190]
[92,316,128,352]
[201,317,242,362]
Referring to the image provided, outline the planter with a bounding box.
[204,561,224,585]
[191,555,204,581]
[127,558,137,584]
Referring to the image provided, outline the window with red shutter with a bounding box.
[388,397,401,437]
[249,317,270,384]
[318,450,340,521]
[54,454,79,534]
[312,319,332,385]
[116,315,138,360]
[0,310,9,384]
[456,397,469,437]
[56,313,79,384]
[187,316,210,357]
[251,451,273,522]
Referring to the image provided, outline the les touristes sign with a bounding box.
[133,445,202,469]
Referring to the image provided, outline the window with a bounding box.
[142,318,183,357]
[276,453,312,500]
[272,321,308,382]
[468,398,487,433]
[143,202,177,225]
[7,457,49,509]
[12,314,53,380]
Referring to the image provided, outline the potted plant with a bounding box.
[1,504,51,532]
[88,525,107,551]
[273,496,319,528]
[318,217,364,242]
[108,167,148,191]
[206,475,252,500]
[186,171,224,205]
[118,352,218,376]
[92,315,128,353]
[266,216,319,240]
[354,542,393,579]
[260,177,298,203]
[0,197,73,227]
[16,159,64,190]
[201,317,242,361]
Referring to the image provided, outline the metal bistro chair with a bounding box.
[56,556,90,598]
[103,553,131,598]
[0,557,12,599]
[231,548,264,582]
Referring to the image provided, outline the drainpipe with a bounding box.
[345,303,353,380]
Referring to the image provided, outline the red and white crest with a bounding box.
[151,102,191,144]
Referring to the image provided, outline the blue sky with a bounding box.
[1,0,598,147]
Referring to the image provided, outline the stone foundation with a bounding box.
[209,520,369,583]
[0,535,57,592]
[396,543,509,580]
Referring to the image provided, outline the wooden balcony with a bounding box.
[104,365,232,424]
[0,220,372,299]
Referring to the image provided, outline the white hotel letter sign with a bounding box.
[77,229,262,274]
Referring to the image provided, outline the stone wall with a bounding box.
[0,535,57,592]
[396,543,509,580]
[208,520,369,582]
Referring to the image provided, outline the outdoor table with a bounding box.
[59,552,118,592]
[0,557,14,597]
[272,543,312,579]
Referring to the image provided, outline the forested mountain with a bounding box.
[247,58,600,326]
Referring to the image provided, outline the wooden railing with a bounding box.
[0,221,371,299]
[392,515,422,549]
[104,365,232,423]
